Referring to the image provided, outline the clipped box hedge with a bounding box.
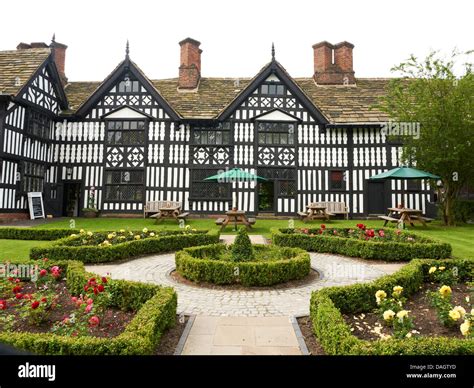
[271,228,452,261]
[310,258,474,355]
[0,260,177,355]
[30,229,220,263]
[175,243,310,286]
[0,227,81,241]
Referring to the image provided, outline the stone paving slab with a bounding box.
[85,252,405,317]
[181,315,301,355]
[219,234,267,245]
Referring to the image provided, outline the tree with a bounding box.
[377,50,474,225]
[231,227,255,262]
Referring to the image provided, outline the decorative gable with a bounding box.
[21,66,62,113]
[76,59,179,120]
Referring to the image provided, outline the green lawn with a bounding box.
[0,239,50,261]
[2,218,473,261]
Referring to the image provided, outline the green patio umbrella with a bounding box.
[205,169,267,227]
[369,166,440,181]
[204,168,268,182]
[369,166,440,208]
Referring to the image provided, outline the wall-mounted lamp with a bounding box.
[66,167,73,180]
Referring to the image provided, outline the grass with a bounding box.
[2,217,473,261]
[0,239,50,261]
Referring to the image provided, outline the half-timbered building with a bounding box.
[0,37,435,219]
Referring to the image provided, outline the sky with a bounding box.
[1,0,472,81]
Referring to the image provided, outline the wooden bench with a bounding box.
[215,217,225,226]
[144,201,181,218]
[177,212,190,219]
[297,211,309,218]
[378,215,400,226]
[410,215,433,223]
[247,217,256,225]
[312,201,348,219]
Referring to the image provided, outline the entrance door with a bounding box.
[62,182,81,217]
[258,181,274,212]
[366,181,386,215]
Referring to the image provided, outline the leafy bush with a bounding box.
[272,228,451,261]
[231,227,255,262]
[0,228,81,241]
[0,259,177,355]
[453,200,474,223]
[310,258,474,355]
[30,229,220,263]
[176,243,310,286]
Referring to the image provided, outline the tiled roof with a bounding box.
[0,48,50,96]
[63,81,101,112]
[0,47,391,124]
[65,77,391,124]
[295,78,391,123]
[152,78,253,119]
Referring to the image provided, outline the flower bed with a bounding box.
[309,258,474,355]
[272,224,451,261]
[0,260,177,355]
[30,228,220,263]
[175,229,310,286]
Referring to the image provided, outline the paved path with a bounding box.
[181,316,302,355]
[86,251,403,317]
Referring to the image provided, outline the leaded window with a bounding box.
[260,84,285,96]
[21,161,45,193]
[257,122,295,145]
[26,110,51,139]
[106,120,146,145]
[104,170,144,201]
[190,169,231,200]
[192,123,231,145]
[278,181,297,197]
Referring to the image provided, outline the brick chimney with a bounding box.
[313,40,355,85]
[178,38,202,90]
[50,39,68,85]
[16,39,68,85]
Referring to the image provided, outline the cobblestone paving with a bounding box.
[86,252,404,317]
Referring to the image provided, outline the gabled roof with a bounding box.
[217,59,330,123]
[65,77,392,124]
[0,48,50,96]
[74,57,180,120]
[0,47,68,110]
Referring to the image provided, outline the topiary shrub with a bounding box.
[231,227,255,262]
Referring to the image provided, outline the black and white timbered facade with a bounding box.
[0,38,435,219]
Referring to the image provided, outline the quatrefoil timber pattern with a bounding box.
[192,146,230,165]
[106,147,145,167]
[127,147,145,167]
[277,147,296,166]
[106,147,124,167]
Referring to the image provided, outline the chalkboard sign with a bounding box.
[27,192,45,220]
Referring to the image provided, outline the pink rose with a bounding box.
[88,316,100,327]
[85,304,93,313]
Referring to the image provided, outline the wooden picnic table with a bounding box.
[298,204,333,222]
[215,210,256,231]
[379,207,433,227]
[150,204,189,222]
